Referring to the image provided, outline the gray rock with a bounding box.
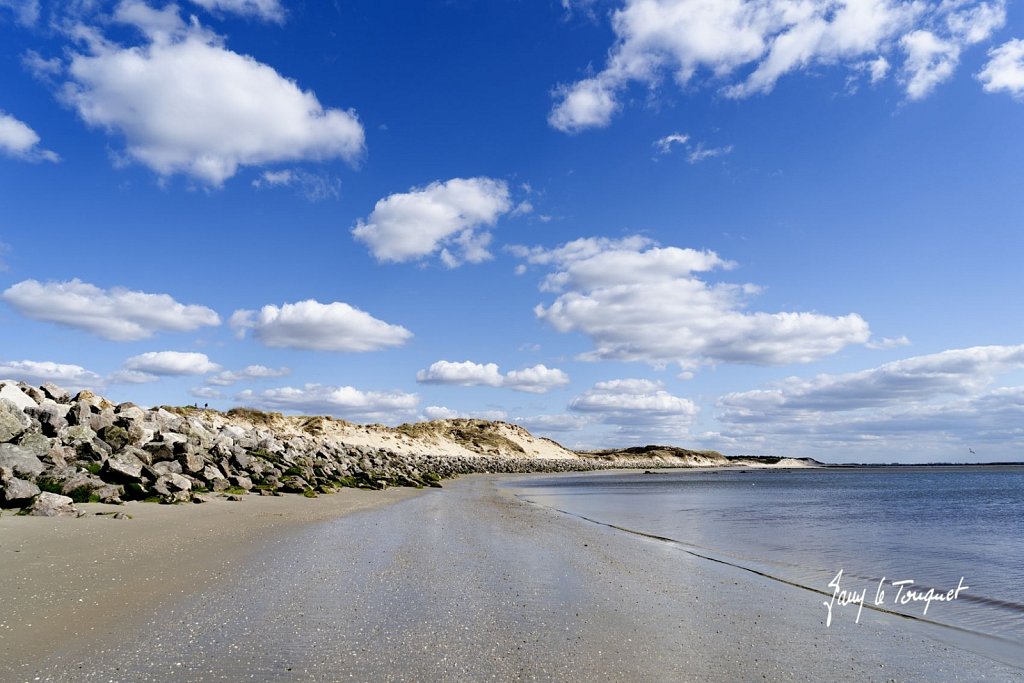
[0,398,32,443]
[178,451,205,474]
[65,401,94,427]
[0,444,45,479]
[88,409,115,433]
[0,383,38,411]
[26,404,69,437]
[62,424,97,444]
[40,383,71,403]
[230,474,253,491]
[16,432,53,459]
[0,472,41,507]
[200,464,224,482]
[27,491,77,517]
[103,450,146,482]
[231,450,251,470]
[209,477,230,492]
[153,472,192,497]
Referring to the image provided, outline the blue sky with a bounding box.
[1,0,1023,463]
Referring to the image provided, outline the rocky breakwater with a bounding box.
[0,380,729,516]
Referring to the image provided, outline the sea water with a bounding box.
[510,466,1024,657]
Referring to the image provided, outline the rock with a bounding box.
[62,424,97,444]
[153,472,192,497]
[231,450,252,470]
[0,470,41,507]
[224,494,243,502]
[0,398,32,443]
[0,444,45,479]
[27,491,77,517]
[142,440,175,462]
[26,405,69,437]
[113,511,129,520]
[97,425,131,451]
[65,401,94,427]
[178,451,206,475]
[279,475,310,493]
[200,464,224,482]
[40,383,71,403]
[103,450,146,482]
[16,432,53,459]
[0,383,38,411]
[88,409,115,433]
[229,474,253,491]
[209,477,231,492]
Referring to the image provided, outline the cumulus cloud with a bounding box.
[978,38,1024,98]
[511,413,588,433]
[0,359,102,390]
[352,177,513,267]
[416,360,570,393]
[515,236,869,369]
[0,112,59,162]
[236,384,418,423]
[715,345,1024,451]
[206,364,290,386]
[569,378,699,443]
[1,279,221,341]
[549,0,1007,132]
[230,299,412,352]
[60,3,364,185]
[421,406,509,421]
[124,351,220,375]
[108,369,160,384]
[189,386,223,399]
[189,0,284,22]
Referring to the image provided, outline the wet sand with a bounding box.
[2,474,1021,682]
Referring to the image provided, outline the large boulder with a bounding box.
[103,449,146,482]
[0,466,41,507]
[0,383,37,411]
[27,491,77,517]
[0,444,45,479]
[40,383,70,403]
[0,398,32,443]
[26,404,69,437]
[153,472,192,503]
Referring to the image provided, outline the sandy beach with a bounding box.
[2,473,1021,682]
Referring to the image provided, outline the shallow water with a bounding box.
[510,466,1024,654]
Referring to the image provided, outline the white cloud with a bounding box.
[900,30,960,100]
[252,168,341,201]
[189,0,284,23]
[511,413,588,433]
[569,378,699,443]
[715,345,1024,453]
[654,132,690,154]
[61,4,364,185]
[352,177,512,266]
[416,360,570,393]
[0,359,102,390]
[108,370,160,384]
[206,364,290,386]
[978,38,1024,98]
[230,299,412,352]
[0,111,59,162]
[549,0,1007,132]
[0,0,39,26]
[236,384,418,423]
[421,405,509,421]
[687,143,733,164]
[866,335,911,350]
[1,279,221,341]
[504,365,571,393]
[518,236,869,369]
[190,386,223,399]
[417,360,504,387]
[124,351,220,375]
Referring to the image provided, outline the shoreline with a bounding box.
[3,471,1021,681]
